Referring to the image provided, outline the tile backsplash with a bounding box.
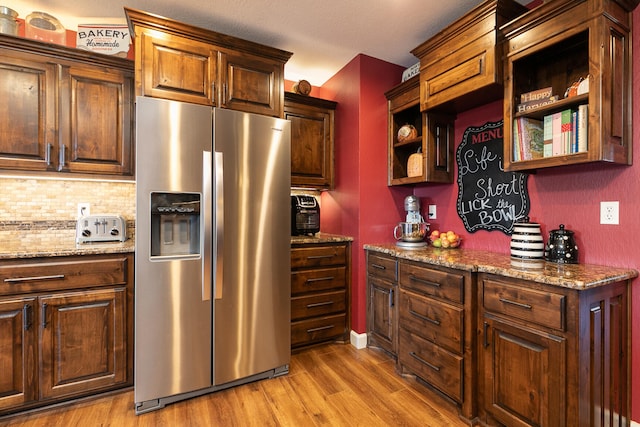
[0,177,135,228]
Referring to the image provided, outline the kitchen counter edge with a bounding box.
[292,233,354,245]
[364,243,638,290]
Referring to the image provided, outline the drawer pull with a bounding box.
[499,297,532,310]
[306,301,334,308]
[306,254,335,260]
[409,309,440,326]
[306,324,335,333]
[4,274,65,283]
[409,351,441,372]
[409,275,441,287]
[371,263,386,270]
[305,276,335,283]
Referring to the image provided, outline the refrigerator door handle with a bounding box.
[202,151,212,301]
[214,151,224,299]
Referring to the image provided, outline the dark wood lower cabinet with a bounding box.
[478,273,629,427]
[0,253,133,416]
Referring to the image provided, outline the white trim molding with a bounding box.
[350,330,367,349]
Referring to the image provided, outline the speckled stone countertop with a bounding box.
[0,229,135,259]
[291,232,354,245]
[365,243,638,290]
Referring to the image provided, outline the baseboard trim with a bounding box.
[350,330,367,349]
[631,420,639,427]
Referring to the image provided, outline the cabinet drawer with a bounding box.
[291,267,346,294]
[291,245,346,269]
[291,290,346,321]
[367,252,397,282]
[291,313,346,347]
[399,328,463,403]
[0,256,129,296]
[399,262,464,304]
[482,278,566,331]
[399,290,463,355]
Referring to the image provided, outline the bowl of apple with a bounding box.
[429,230,462,249]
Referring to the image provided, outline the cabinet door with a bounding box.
[220,50,282,117]
[482,315,566,427]
[0,51,56,172]
[0,297,36,411]
[39,288,127,400]
[367,276,395,354]
[138,29,217,106]
[59,65,133,175]
[285,100,334,189]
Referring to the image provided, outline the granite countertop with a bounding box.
[365,243,638,290]
[291,232,354,245]
[0,229,135,259]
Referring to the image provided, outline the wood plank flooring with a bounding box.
[0,344,469,427]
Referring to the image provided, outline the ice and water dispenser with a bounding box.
[150,192,201,257]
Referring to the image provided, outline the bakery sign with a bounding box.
[76,24,131,57]
[456,120,530,235]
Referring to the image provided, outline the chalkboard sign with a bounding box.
[456,120,529,235]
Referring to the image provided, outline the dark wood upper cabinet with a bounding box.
[126,7,292,118]
[501,0,637,171]
[0,35,134,177]
[285,92,337,189]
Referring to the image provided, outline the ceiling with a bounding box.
[12,0,505,86]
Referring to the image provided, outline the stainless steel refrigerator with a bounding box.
[134,96,291,414]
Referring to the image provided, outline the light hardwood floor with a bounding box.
[0,344,469,427]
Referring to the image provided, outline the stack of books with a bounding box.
[513,87,588,161]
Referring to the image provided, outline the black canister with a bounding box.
[544,224,579,264]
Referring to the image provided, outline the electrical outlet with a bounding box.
[600,201,619,225]
[428,204,437,220]
[77,203,90,219]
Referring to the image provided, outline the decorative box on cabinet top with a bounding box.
[411,0,528,113]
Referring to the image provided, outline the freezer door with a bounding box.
[212,108,291,385]
[134,97,213,404]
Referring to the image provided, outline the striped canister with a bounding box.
[510,218,544,260]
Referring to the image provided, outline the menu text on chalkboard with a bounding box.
[456,120,530,235]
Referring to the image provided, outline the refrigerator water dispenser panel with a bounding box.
[150,192,201,257]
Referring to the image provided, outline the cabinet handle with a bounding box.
[211,82,215,100]
[306,301,334,308]
[305,276,334,283]
[41,303,48,329]
[409,351,440,372]
[306,324,334,333]
[409,274,441,287]
[307,254,335,260]
[371,263,386,270]
[389,288,394,307]
[58,144,66,171]
[409,309,440,326]
[499,297,532,310]
[484,322,489,348]
[23,303,32,330]
[45,143,52,166]
[4,274,65,283]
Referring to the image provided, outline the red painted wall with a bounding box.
[316,6,640,420]
[316,55,409,334]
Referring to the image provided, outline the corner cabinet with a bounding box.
[0,35,134,177]
[502,0,637,171]
[478,273,629,426]
[285,92,337,189]
[385,76,455,185]
[0,253,134,416]
[126,8,291,118]
[366,251,398,356]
